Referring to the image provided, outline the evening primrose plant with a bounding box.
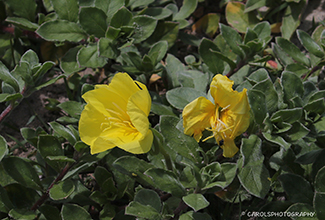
[1,0,325,220]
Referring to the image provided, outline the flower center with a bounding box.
[202,105,234,143]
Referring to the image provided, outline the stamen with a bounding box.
[221,104,230,111]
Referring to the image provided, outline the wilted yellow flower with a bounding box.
[182,74,250,158]
[79,72,153,154]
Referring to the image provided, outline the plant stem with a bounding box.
[303,65,321,81]
[171,200,188,219]
[31,163,74,211]
[0,86,27,125]
[226,59,246,78]
[0,103,14,124]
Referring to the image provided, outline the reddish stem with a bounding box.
[31,163,73,211]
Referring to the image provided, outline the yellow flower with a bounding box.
[182,74,250,158]
[79,72,153,154]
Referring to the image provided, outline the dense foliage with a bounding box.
[0,0,324,219]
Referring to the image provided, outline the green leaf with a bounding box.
[240,135,263,166]
[314,166,325,219]
[94,166,111,188]
[49,180,75,200]
[125,201,161,219]
[38,135,64,171]
[142,7,173,20]
[35,75,65,90]
[146,21,179,48]
[61,204,92,220]
[98,38,119,59]
[263,132,291,150]
[110,6,132,28]
[0,93,22,102]
[8,209,38,220]
[238,135,270,198]
[33,61,56,80]
[128,0,155,10]
[5,183,39,209]
[2,157,42,191]
[151,102,175,116]
[46,156,76,163]
[272,43,295,67]
[134,189,161,212]
[286,122,310,142]
[160,116,200,163]
[20,50,39,69]
[285,63,309,77]
[49,121,78,145]
[315,166,325,193]
[297,29,324,58]
[63,161,97,181]
[173,0,198,20]
[60,46,84,74]
[271,108,303,124]
[281,0,306,40]
[0,61,20,92]
[252,77,278,112]
[145,168,186,197]
[3,0,37,21]
[247,89,267,125]
[211,49,237,70]
[77,44,108,68]
[0,135,8,162]
[315,193,325,220]
[79,7,108,38]
[36,20,87,42]
[182,194,210,212]
[281,71,304,104]
[276,37,310,67]
[166,87,206,109]
[113,156,155,186]
[179,211,212,220]
[50,0,79,22]
[0,186,13,213]
[38,205,62,220]
[220,24,245,58]
[199,37,226,74]
[57,101,84,118]
[5,17,39,31]
[225,2,259,33]
[286,203,315,220]
[131,15,157,43]
[148,41,168,66]
[253,21,271,40]
[165,54,186,88]
[278,173,313,204]
[245,0,267,13]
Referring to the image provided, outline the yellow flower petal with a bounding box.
[127,89,151,136]
[79,103,107,146]
[90,136,116,154]
[82,85,129,120]
[210,74,241,109]
[107,72,143,103]
[230,88,250,114]
[221,138,239,158]
[119,129,153,154]
[183,97,215,142]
